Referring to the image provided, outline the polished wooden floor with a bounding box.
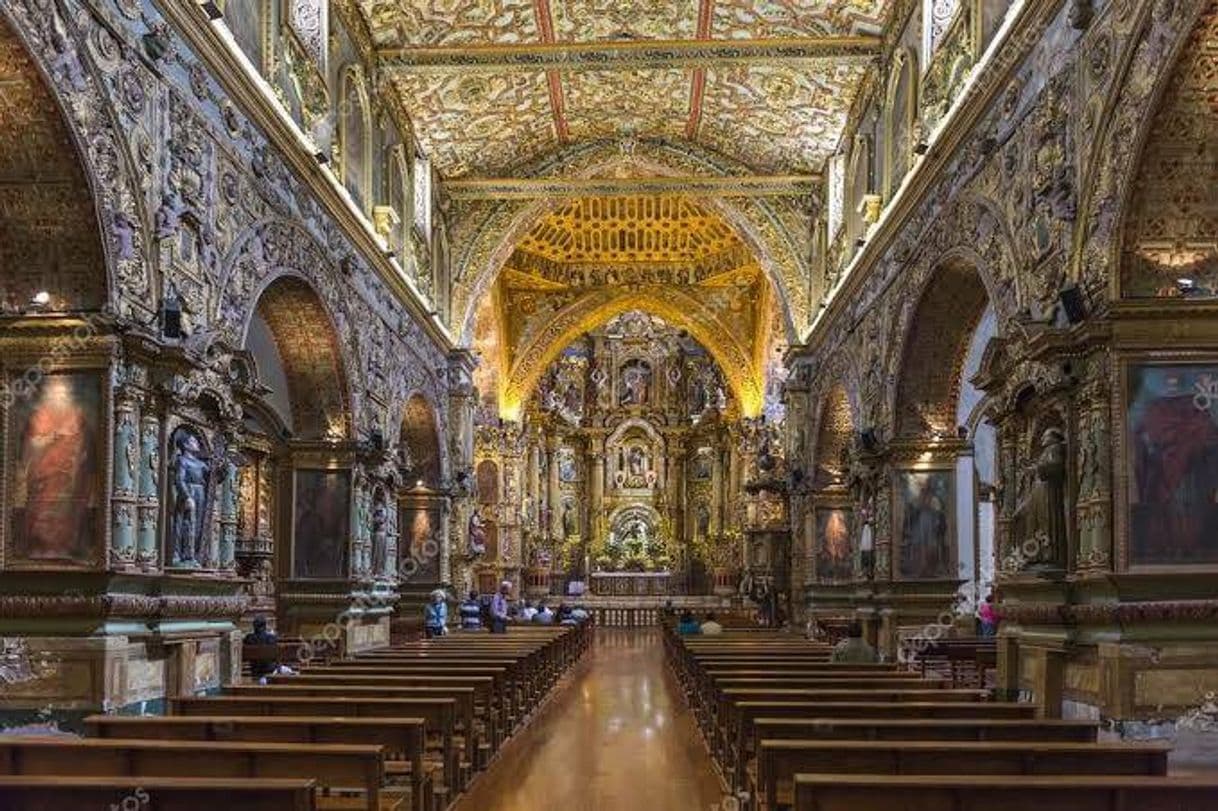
[452,629,729,811]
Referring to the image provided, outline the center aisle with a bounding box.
[452,628,728,811]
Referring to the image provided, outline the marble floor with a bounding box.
[451,629,730,811]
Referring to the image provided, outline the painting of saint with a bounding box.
[618,360,651,406]
[1128,364,1218,565]
[8,374,100,565]
[400,504,442,581]
[894,470,953,579]
[558,447,578,482]
[693,448,713,480]
[293,470,350,578]
[816,507,854,581]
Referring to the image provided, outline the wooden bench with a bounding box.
[0,736,394,811]
[0,775,316,811]
[84,715,429,811]
[759,739,1171,810]
[791,773,1218,810]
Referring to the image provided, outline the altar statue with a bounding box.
[170,429,213,567]
[467,509,487,557]
[1012,427,1067,568]
[370,499,388,576]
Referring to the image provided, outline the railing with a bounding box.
[591,606,661,628]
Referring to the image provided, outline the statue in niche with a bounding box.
[696,504,711,540]
[371,495,388,576]
[619,360,651,406]
[562,500,577,538]
[628,446,646,479]
[1012,427,1068,569]
[467,509,487,558]
[169,428,218,567]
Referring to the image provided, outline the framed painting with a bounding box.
[815,506,854,582]
[6,372,103,568]
[1121,361,1218,568]
[399,502,442,583]
[892,467,956,580]
[292,469,350,578]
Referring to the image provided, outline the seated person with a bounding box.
[533,601,555,624]
[831,621,878,663]
[519,600,538,622]
[677,609,701,635]
[459,591,483,630]
[243,616,281,683]
[557,602,579,626]
[700,612,723,635]
[571,605,589,623]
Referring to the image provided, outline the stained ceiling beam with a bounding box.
[443,175,820,200]
[378,36,880,74]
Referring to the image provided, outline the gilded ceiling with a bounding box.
[362,0,893,177]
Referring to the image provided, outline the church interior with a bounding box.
[0,0,1216,807]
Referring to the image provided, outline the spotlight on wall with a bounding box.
[859,428,879,453]
[161,295,182,339]
[198,0,223,21]
[314,151,329,165]
[29,290,51,309]
[913,140,930,155]
[1177,277,1199,297]
[854,237,866,248]
[957,425,969,439]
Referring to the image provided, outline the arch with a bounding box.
[401,392,443,488]
[0,14,107,311]
[844,133,873,256]
[883,48,918,200]
[500,286,764,420]
[387,144,411,259]
[813,384,855,487]
[0,5,152,319]
[453,142,807,343]
[893,259,991,438]
[338,64,372,214]
[606,416,665,451]
[246,276,352,440]
[1116,2,1218,299]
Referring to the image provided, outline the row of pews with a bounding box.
[0,623,589,811]
[664,624,1218,810]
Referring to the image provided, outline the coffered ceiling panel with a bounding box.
[711,0,894,38]
[562,68,691,143]
[388,71,554,177]
[698,62,869,174]
[362,0,540,47]
[550,0,699,41]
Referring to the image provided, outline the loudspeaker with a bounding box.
[859,429,878,453]
[161,297,182,339]
[1059,284,1087,324]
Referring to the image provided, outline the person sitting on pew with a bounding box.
[557,602,579,626]
[243,616,293,683]
[533,601,555,625]
[700,612,724,635]
[424,589,449,638]
[677,609,702,635]
[571,604,589,624]
[490,580,512,633]
[831,621,878,663]
[519,599,538,622]
[460,591,483,630]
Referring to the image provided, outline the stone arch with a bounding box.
[0,10,150,314]
[245,276,353,441]
[501,287,763,419]
[1116,1,1218,299]
[452,141,809,343]
[400,392,444,488]
[892,259,991,438]
[1071,0,1211,291]
[812,383,856,487]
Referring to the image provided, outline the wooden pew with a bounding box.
[791,773,1218,811]
[751,717,1098,744]
[85,715,429,811]
[0,775,316,811]
[0,736,392,811]
[759,739,1171,810]
[169,695,459,800]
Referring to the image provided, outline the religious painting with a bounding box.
[893,469,954,580]
[618,359,652,406]
[557,446,578,482]
[7,373,102,566]
[1126,363,1218,566]
[293,469,350,578]
[815,507,854,581]
[399,502,442,582]
[476,459,499,505]
[692,447,713,480]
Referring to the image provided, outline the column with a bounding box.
[137,410,162,569]
[110,396,138,568]
[528,438,541,532]
[546,434,562,540]
[667,438,685,544]
[588,433,605,541]
[711,445,725,536]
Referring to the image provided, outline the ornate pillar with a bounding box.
[546,433,562,540]
[1076,354,1112,573]
[528,436,542,532]
[137,409,162,569]
[218,439,239,572]
[110,394,139,568]
[711,445,725,536]
[667,436,685,545]
[588,431,605,542]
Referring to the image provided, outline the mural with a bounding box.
[894,469,954,580]
[815,507,854,582]
[1127,364,1218,566]
[7,374,101,565]
[293,470,351,578]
